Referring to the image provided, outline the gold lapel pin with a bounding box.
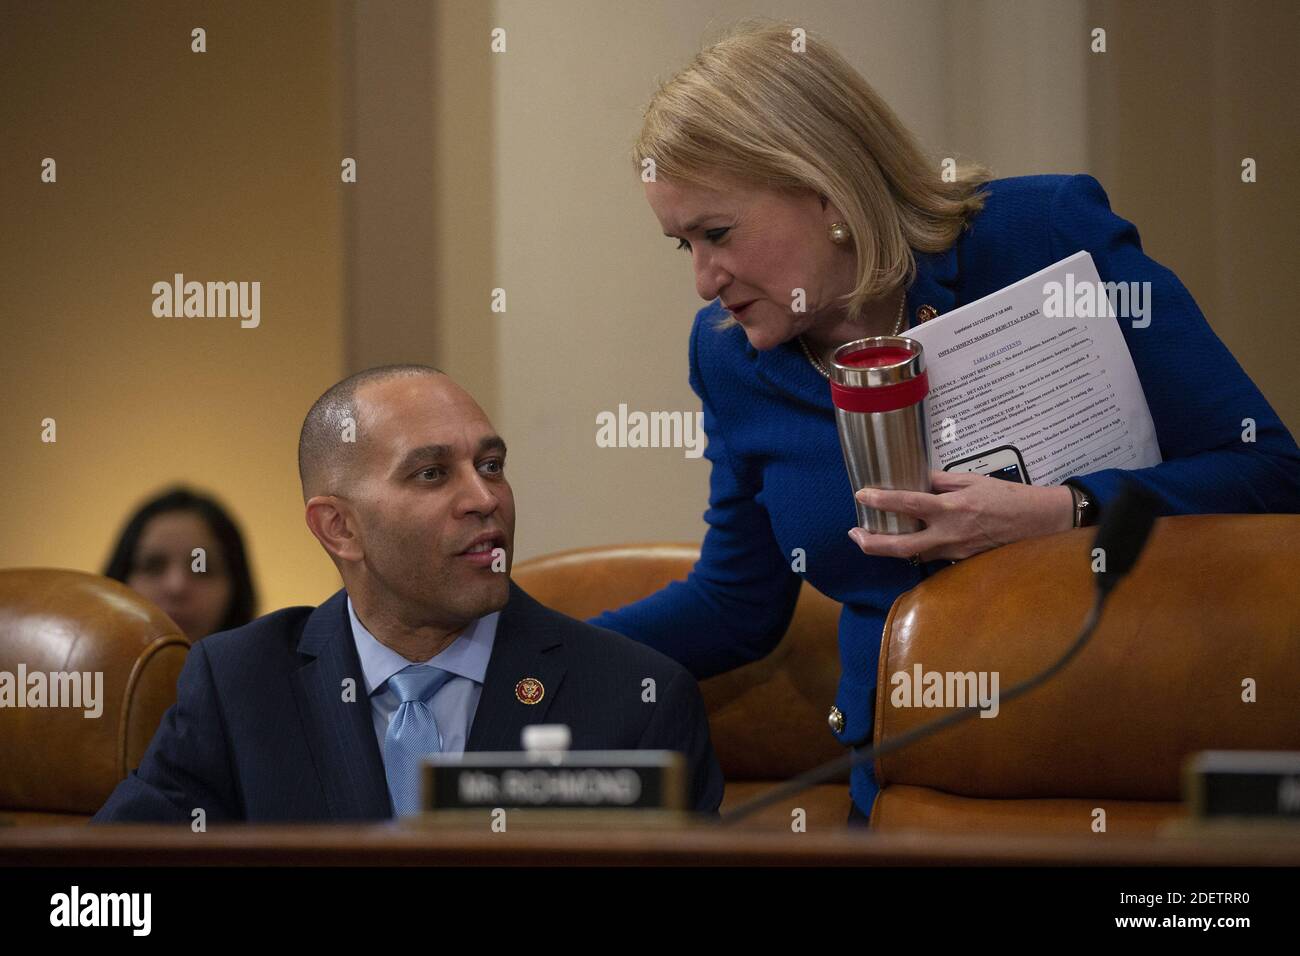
[515,677,544,705]
[916,304,938,323]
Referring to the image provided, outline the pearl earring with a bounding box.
[828,222,851,244]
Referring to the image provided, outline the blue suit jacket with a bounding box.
[592,174,1300,814]
[93,583,724,822]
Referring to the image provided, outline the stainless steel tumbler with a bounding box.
[829,336,933,534]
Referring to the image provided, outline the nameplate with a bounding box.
[1185,751,1300,819]
[421,750,685,813]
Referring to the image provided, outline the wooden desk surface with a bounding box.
[4,822,1298,866]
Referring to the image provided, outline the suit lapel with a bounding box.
[289,590,393,820]
[465,583,567,753]
[289,583,569,814]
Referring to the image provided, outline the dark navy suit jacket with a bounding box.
[93,583,725,822]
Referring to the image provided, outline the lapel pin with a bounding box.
[916,304,938,323]
[515,677,544,705]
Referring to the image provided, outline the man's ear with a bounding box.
[305,496,363,563]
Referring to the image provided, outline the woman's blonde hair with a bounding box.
[634,19,990,323]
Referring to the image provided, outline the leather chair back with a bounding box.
[871,515,1300,834]
[513,545,848,825]
[0,569,188,825]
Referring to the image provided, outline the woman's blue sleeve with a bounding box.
[1052,174,1300,514]
[589,317,803,679]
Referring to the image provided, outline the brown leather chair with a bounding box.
[512,544,849,827]
[0,569,189,826]
[870,514,1300,835]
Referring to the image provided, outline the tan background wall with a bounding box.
[0,1,346,609]
[1086,0,1299,418]
[2,1,1295,611]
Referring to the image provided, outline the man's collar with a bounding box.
[345,595,498,697]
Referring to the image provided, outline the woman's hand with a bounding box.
[847,470,1075,563]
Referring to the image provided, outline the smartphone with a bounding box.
[943,444,1031,484]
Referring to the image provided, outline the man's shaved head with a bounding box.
[298,364,443,501]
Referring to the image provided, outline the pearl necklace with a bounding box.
[799,292,906,379]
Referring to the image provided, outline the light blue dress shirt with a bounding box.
[346,596,498,761]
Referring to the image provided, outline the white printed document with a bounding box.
[906,251,1162,485]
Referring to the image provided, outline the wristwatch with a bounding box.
[1067,482,1097,528]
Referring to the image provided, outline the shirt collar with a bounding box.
[346,595,498,698]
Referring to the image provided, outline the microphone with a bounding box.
[1091,481,1160,594]
[719,478,1162,826]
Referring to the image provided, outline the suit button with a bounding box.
[828,705,845,734]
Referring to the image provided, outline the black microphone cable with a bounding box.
[718,480,1160,827]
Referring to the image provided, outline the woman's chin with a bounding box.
[740,325,792,352]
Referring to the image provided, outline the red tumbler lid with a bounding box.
[828,337,928,413]
[836,345,915,369]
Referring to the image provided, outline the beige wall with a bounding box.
[1086,0,1299,434]
[341,0,501,419]
[0,1,346,609]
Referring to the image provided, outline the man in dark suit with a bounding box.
[93,365,724,822]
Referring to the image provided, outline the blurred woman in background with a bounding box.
[103,487,257,642]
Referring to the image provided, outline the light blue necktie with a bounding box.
[384,664,454,816]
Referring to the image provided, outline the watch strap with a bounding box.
[1067,481,1096,528]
